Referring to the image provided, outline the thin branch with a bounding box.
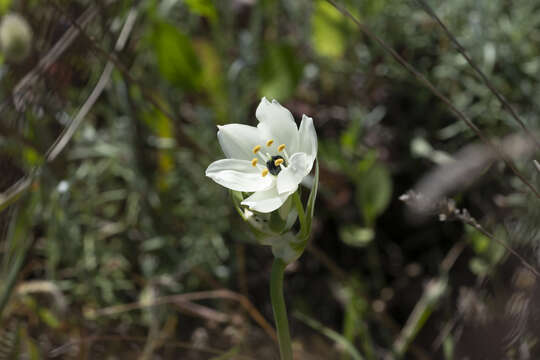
[46,8,138,161]
[48,0,206,155]
[326,0,540,199]
[10,5,99,112]
[88,289,278,343]
[401,191,540,278]
[414,0,540,150]
[459,212,540,278]
[0,7,136,212]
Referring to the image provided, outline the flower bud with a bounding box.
[0,13,32,63]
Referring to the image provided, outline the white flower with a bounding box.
[206,97,317,213]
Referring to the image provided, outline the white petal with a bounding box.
[276,152,308,194]
[241,187,292,213]
[256,98,299,153]
[217,124,264,160]
[206,159,274,192]
[298,114,318,173]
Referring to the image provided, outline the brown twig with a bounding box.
[50,335,254,359]
[459,212,540,278]
[401,191,540,278]
[88,289,278,342]
[326,0,540,199]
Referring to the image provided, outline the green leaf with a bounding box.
[38,308,61,329]
[340,226,374,247]
[311,0,347,58]
[149,21,201,91]
[185,0,218,23]
[357,163,392,226]
[0,0,12,15]
[259,43,303,101]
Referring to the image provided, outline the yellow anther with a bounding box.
[266,139,274,147]
[277,144,286,152]
[274,158,284,166]
[261,169,269,177]
[251,158,258,167]
[253,145,261,154]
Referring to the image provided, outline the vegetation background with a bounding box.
[0,0,539,358]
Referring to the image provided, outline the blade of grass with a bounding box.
[294,311,364,360]
[0,192,38,319]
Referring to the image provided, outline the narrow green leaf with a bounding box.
[357,163,392,226]
[294,311,364,360]
[305,160,319,233]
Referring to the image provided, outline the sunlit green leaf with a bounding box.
[259,42,303,101]
[149,21,201,90]
[340,226,374,247]
[185,0,218,23]
[0,0,11,15]
[196,41,229,124]
[311,0,347,58]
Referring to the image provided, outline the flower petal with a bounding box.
[298,114,318,173]
[241,187,292,213]
[217,124,264,160]
[276,152,308,194]
[256,98,299,153]
[206,159,274,192]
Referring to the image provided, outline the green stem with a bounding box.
[292,191,307,238]
[270,258,293,360]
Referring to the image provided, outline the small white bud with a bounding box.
[0,13,32,63]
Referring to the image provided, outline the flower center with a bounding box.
[266,155,286,176]
[252,140,289,177]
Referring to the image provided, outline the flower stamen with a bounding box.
[277,144,286,152]
[253,145,262,154]
[266,139,274,147]
[261,169,269,177]
[274,158,284,167]
[251,158,258,167]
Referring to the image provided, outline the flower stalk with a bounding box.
[270,258,293,360]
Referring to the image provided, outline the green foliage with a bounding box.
[184,0,218,23]
[0,0,12,15]
[259,42,303,101]
[149,20,201,91]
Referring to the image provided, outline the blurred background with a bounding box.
[0,0,539,358]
